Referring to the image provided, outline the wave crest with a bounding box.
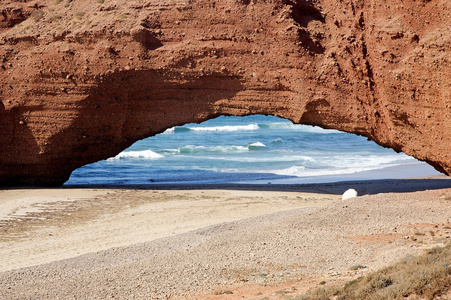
[259,122,340,134]
[110,150,164,160]
[177,145,249,154]
[188,123,259,132]
[248,142,266,150]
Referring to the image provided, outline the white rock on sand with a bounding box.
[342,188,358,200]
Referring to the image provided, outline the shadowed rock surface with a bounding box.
[0,0,450,186]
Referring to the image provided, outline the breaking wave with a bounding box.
[187,123,259,132]
[109,150,164,160]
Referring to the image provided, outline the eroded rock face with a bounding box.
[0,0,450,186]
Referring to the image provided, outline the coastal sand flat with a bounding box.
[0,179,451,299]
[0,188,339,272]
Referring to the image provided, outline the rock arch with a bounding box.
[0,0,450,186]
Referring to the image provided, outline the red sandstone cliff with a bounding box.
[0,0,450,186]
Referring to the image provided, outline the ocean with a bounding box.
[65,115,440,186]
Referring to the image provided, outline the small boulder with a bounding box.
[342,189,357,200]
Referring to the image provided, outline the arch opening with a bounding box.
[65,115,440,186]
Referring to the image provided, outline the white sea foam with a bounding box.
[248,142,266,149]
[198,154,316,163]
[161,148,181,154]
[263,122,340,134]
[158,121,336,136]
[109,150,164,160]
[265,153,417,178]
[270,166,360,177]
[162,127,175,134]
[272,166,307,176]
[188,123,259,132]
[178,145,249,154]
[327,154,415,170]
[295,125,341,134]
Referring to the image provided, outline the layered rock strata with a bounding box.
[0,0,450,186]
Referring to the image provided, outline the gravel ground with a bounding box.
[1,187,451,299]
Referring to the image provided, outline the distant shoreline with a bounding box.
[63,160,444,189]
[62,162,450,196]
[62,176,451,196]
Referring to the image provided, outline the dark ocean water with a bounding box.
[65,115,440,185]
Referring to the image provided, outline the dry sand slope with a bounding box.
[0,179,451,299]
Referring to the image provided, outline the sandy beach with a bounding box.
[1,177,451,299]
